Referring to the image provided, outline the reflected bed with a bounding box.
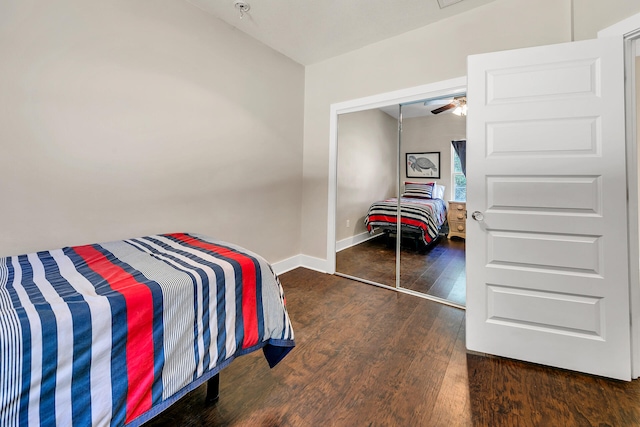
[364,182,448,248]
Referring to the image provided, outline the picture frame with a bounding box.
[406,152,440,178]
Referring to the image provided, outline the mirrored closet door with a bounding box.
[397,98,467,308]
[334,108,399,288]
[335,95,467,309]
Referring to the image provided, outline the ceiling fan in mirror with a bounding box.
[427,96,467,116]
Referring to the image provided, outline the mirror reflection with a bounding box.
[335,108,398,287]
[335,96,467,308]
[397,99,466,306]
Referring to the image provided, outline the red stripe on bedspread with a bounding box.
[367,215,397,228]
[72,245,154,423]
[366,214,429,232]
[403,218,431,242]
[169,233,259,349]
[366,215,432,243]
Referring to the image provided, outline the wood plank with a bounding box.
[430,320,472,427]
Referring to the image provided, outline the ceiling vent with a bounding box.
[437,0,464,8]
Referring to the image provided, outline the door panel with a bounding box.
[486,285,603,337]
[486,59,598,103]
[487,117,599,156]
[487,176,601,213]
[487,230,601,274]
[466,37,631,380]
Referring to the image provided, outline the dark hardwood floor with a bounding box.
[146,268,640,426]
[336,235,466,305]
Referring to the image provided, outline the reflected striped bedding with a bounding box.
[365,197,448,245]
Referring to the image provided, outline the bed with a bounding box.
[0,232,295,426]
[364,182,448,248]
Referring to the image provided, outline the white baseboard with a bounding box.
[271,232,382,276]
[336,231,378,252]
[299,255,329,273]
[271,255,303,275]
[271,254,329,275]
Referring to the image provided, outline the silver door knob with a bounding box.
[471,211,484,221]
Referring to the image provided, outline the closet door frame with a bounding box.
[327,77,467,278]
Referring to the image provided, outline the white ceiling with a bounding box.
[185,0,498,65]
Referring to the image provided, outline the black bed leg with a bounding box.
[205,374,220,405]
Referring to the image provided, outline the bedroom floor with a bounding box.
[147,268,640,427]
[336,234,466,306]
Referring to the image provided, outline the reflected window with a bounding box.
[452,147,466,201]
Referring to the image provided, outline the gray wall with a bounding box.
[573,0,640,41]
[0,0,305,264]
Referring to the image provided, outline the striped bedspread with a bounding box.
[365,197,448,245]
[0,233,295,427]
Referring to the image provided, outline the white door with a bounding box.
[466,36,631,380]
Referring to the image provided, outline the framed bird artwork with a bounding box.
[406,152,440,178]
